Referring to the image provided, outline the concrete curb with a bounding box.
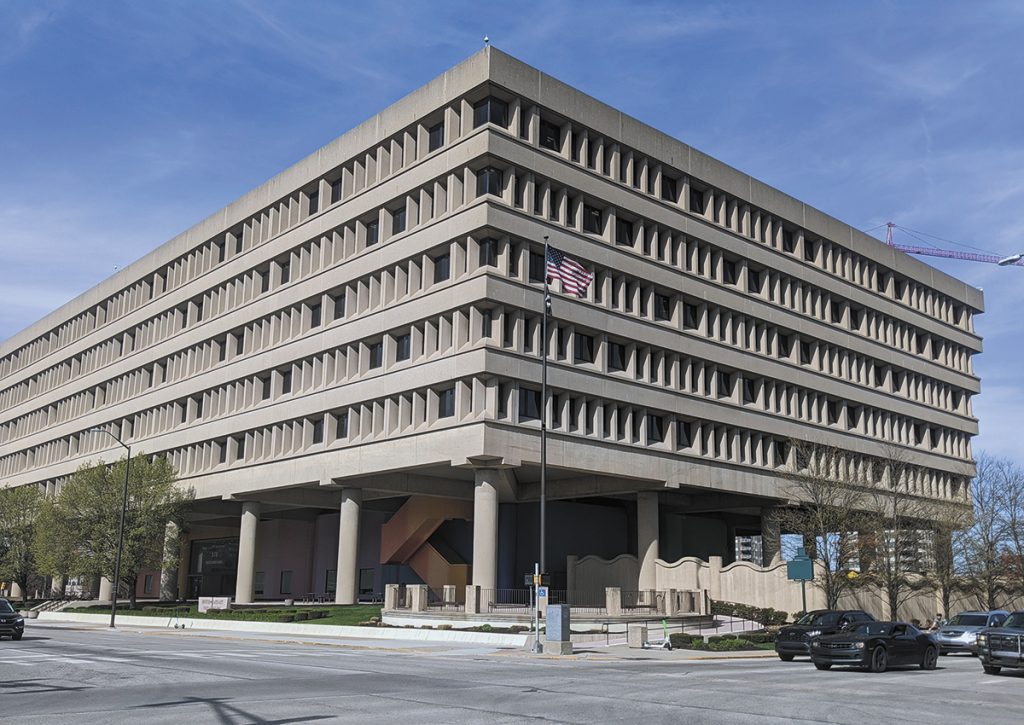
[36,611,529,648]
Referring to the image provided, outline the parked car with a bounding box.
[0,599,25,641]
[976,610,1024,675]
[810,621,938,672]
[934,610,1008,655]
[774,609,875,661]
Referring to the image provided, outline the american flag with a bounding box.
[545,246,593,298]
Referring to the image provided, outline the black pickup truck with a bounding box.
[976,610,1024,675]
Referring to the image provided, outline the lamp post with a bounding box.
[87,427,131,629]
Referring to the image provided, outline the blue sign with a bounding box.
[537,586,548,598]
[787,546,814,581]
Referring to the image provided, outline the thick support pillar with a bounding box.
[472,469,499,592]
[98,577,113,603]
[160,522,180,601]
[335,489,362,605]
[637,491,659,590]
[761,506,781,566]
[235,501,260,604]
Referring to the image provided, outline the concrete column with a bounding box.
[235,501,260,604]
[606,587,622,616]
[472,469,499,592]
[335,489,362,605]
[637,491,659,590]
[761,506,781,566]
[409,584,429,612]
[98,577,113,603]
[160,521,180,601]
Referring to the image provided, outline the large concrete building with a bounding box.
[0,49,982,605]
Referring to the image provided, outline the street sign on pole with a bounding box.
[787,546,814,614]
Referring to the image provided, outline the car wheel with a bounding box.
[814,662,832,670]
[920,646,937,670]
[778,654,794,662]
[869,646,888,673]
[983,665,1001,675]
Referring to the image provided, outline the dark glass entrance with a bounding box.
[188,538,239,597]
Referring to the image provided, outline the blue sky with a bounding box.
[1,1,1022,460]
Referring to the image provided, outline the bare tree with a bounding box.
[959,454,1009,610]
[925,500,971,619]
[859,446,936,620]
[777,441,868,610]
[995,457,1024,597]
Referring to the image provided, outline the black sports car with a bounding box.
[810,621,938,672]
[774,609,875,660]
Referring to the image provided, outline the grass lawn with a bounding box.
[73,603,382,626]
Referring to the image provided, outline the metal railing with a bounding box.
[426,587,464,612]
[392,584,411,610]
[546,589,606,614]
[621,590,661,612]
[483,588,533,613]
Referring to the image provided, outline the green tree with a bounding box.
[38,454,193,606]
[0,484,46,600]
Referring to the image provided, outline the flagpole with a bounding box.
[540,235,550,578]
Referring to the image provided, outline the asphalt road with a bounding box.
[1,623,1022,724]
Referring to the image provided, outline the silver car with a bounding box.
[935,611,1009,654]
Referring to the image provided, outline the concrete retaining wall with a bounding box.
[37,611,528,647]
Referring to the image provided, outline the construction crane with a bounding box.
[881,221,1023,267]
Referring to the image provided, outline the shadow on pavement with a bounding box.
[0,679,90,694]
[135,696,336,724]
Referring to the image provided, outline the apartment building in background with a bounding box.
[0,48,982,604]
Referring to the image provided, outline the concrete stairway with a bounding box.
[380,495,473,590]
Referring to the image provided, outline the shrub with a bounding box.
[718,633,738,640]
[478,624,493,632]
[437,624,452,630]
[669,633,694,648]
[708,638,752,652]
[276,615,295,623]
[293,612,309,622]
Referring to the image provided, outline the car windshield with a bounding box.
[0,601,14,614]
[949,614,988,627]
[854,623,892,636]
[1003,613,1024,628]
[795,611,840,626]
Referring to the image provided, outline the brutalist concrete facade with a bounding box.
[0,48,982,603]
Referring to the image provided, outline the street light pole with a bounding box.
[88,427,131,629]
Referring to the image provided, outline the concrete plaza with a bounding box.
[0,622,1020,723]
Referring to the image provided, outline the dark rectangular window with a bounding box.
[804,239,816,262]
[647,414,664,443]
[661,176,677,202]
[523,318,533,353]
[519,387,541,420]
[683,303,699,330]
[778,333,792,357]
[260,270,270,294]
[312,418,324,444]
[827,400,839,425]
[615,218,633,246]
[498,382,509,417]
[279,262,291,285]
[509,245,519,276]
[235,436,246,460]
[438,387,456,418]
[261,377,271,400]
[428,121,444,152]
[722,260,737,285]
[331,178,343,204]
[481,308,493,337]
[366,220,379,246]
[280,571,293,595]
[574,334,595,364]
[748,268,762,291]
[533,183,544,215]
[556,327,568,359]
[215,241,225,263]
[236,334,244,356]
[717,371,732,398]
[513,174,524,207]
[677,420,694,448]
[539,120,560,151]
[782,228,795,253]
[654,294,672,322]
[608,342,627,372]
[503,313,514,347]
[774,439,789,464]
[308,191,319,216]
[570,130,579,162]
[529,251,545,283]
[336,411,349,439]
[433,253,451,283]
[194,301,204,322]
[689,188,705,214]
[369,341,383,369]
[799,341,812,365]
[478,237,498,267]
[583,205,602,234]
[743,378,756,405]
[280,370,292,395]
[310,303,322,329]
[473,96,508,128]
[476,167,503,197]
[333,293,346,319]
[392,208,406,235]
[396,333,411,361]
[831,302,844,324]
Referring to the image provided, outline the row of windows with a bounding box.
[504,164,975,375]
[1,85,974,389]
[0,222,974,451]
